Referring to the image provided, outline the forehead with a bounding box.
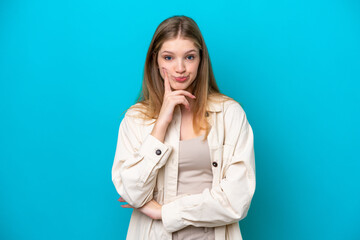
[159,38,198,53]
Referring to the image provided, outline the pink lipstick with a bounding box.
[174,76,188,82]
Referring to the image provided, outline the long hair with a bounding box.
[129,15,231,139]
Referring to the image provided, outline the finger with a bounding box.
[172,90,196,99]
[121,204,134,208]
[182,98,191,111]
[118,197,126,202]
[162,68,172,93]
[173,96,191,111]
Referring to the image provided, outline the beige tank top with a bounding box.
[172,134,215,240]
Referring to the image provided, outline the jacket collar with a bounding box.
[206,98,222,113]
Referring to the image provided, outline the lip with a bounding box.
[174,76,189,82]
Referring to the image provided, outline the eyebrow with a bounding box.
[160,49,198,54]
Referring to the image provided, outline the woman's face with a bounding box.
[157,37,201,92]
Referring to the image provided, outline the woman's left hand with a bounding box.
[118,197,162,220]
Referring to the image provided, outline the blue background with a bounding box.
[1,0,359,239]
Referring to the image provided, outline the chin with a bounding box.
[171,83,190,91]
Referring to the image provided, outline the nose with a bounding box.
[175,59,185,74]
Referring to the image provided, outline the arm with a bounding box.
[161,101,256,232]
[111,109,173,208]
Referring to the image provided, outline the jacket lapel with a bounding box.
[163,105,181,203]
[206,99,224,184]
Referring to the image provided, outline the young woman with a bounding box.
[112,15,256,240]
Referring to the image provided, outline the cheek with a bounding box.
[157,59,165,74]
[190,62,200,75]
[158,60,170,72]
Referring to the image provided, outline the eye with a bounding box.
[187,55,195,60]
[164,56,172,61]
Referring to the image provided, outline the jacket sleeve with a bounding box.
[161,101,256,232]
[111,109,173,208]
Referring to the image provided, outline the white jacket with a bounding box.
[112,96,256,240]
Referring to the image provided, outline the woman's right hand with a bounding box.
[150,68,196,142]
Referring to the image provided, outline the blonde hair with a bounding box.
[127,15,231,139]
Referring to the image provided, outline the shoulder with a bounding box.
[123,102,155,126]
[125,102,145,118]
